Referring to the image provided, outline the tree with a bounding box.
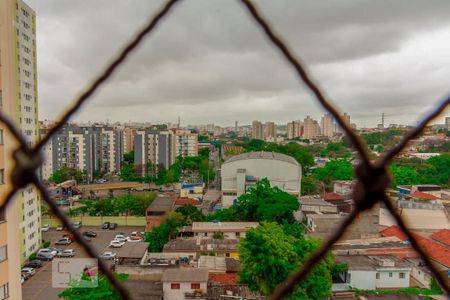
[175,205,205,225]
[313,160,353,190]
[123,151,134,164]
[239,222,333,299]
[390,165,419,187]
[49,166,85,183]
[145,215,182,252]
[58,273,128,300]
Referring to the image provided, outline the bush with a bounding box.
[43,241,51,248]
[28,253,37,261]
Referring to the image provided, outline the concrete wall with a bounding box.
[163,281,207,300]
[349,270,377,290]
[376,269,410,289]
[380,207,450,230]
[42,216,146,227]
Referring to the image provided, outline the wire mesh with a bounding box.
[0,0,448,299]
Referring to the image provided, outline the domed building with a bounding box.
[220,151,301,208]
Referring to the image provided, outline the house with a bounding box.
[163,239,239,258]
[146,196,175,231]
[162,268,208,300]
[174,197,202,209]
[180,183,204,198]
[333,255,411,291]
[191,222,258,240]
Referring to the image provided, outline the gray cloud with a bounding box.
[30,0,450,126]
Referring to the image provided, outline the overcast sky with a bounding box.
[29,0,450,127]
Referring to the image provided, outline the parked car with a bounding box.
[108,223,117,230]
[41,224,50,232]
[114,234,126,240]
[36,253,54,261]
[38,248,58,256]
[101,222,110,229]
[21,267,36,277]
[21,275,26,284]
[55,237,72,245]
[82,235,92,242]
[72,221,82,229]
[56,225,64,231]
[109,240,125,248]
[82,231,97,238]
[100,252,116,260]
[127,236,143,243]
[24,260,43,269]
[21,272,31,281]
[57,249,75,258]
[62,233,75,241]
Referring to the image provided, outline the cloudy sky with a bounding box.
[29,0,450,127]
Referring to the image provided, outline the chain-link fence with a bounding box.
[0,0,449,299]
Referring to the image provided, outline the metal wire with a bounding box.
[0,0,448,299]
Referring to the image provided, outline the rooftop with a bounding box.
[191,222,259,232]
[163,238,239,252]
[408,191,439,200]
[334,255,410,271]
[299,196,337,206]
[161,268,209,282]
[116,242,149,259]
[175,197,202,206]
[224,151,299,166]
[322,192,345,201]
[380,226,408,241]
[146,196,175,212]
[431,229,450,246]
[208,273,240,285]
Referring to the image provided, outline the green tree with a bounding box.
[313,160,353,190]
[123,151,134,164]
[390,165,419,187]
[175,205,205,225]
[239,222,333,299]
[145,215,182,252]
[49,166,85,183]
[58,273,128,300]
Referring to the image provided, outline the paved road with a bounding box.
[22,226,145,300]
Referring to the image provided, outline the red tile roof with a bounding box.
[380,226,408,241]
[175,198,202,206]
[322,192,345,201]
[408,191,438,200]
[208,273,240,285]
[431,229,450,247]
[380,226,450,268]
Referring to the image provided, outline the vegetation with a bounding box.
[70,192,157,216]
[144,213,182,252]
[207,179,299,223]
[319,142,352,159]
[43,241,51,248]
[312,160,353,190]
[239,222,334,299]
[174,205,205,224]
[28,253,37,261]
[49,166,86,184]
[58,273,129,300]
[352,277,443,297]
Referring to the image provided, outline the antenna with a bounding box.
[381,113,385,128]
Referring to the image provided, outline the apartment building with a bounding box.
[335,113,351,133]
[287,120,303,139]
[321,113,334,137]
[134,129,173,176]
[0,0,38,297]
[264,121,276,140]
[251,120,263,140]
[172,129,198,160]
[303,116,321,139]
[44,126,124,180]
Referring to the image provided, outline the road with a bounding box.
[22,225,145,300]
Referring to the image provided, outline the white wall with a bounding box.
[349,270,377,290]
[376,269,410,289]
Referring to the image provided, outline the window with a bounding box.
[376,272,380,279]
[0,169,4,184]
[0,246,7,263]
[191,283,200,289]
[170,283,180,290]
[389,272,393,277]
[399,272,405,279]
[0,129,3,144]
[0,283,8,300]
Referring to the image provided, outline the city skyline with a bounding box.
[29,0,450,127]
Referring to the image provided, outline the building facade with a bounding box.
[251,120,263,140]
[0,0,39,297]
[287,121,303,140]
[321,113,334,137]
[221,152,301,208]
[172,129,198,160]
[264,121,276,140]
[134,129,173,176]
[303,116,320,139]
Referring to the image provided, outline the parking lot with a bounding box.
[22,225,145,300]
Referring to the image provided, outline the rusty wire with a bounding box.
[0,0,449,299]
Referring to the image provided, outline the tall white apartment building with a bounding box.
[172,129,198,160]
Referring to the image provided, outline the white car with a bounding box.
[38,248,58,256]
[114,235,127,243]
[126,236,143,243]
[100,252,117,260]
[41,224,50,232]
[21,267,36,277]
[57,249,76,258]
[109,240,125,248]
[56,225,64,231]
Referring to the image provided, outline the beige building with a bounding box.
[303,116,320,139]
[172,129,198,160]
[264,121,276,140]
[0,0,39,297]
[251,120,263,140]
[321,113,334,137]
[336,113,351,133]
[287,120,303,139]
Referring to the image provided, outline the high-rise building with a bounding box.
[287,121,303,140]
[0,0,38,297]
[251,120,263,140]
[321,113,334,137]
[303,116,320,139]
[264,122,276,140]
[134,129,173,176]
[172,129,198,160]
[445,117,450,130]
[336,113,351,133]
